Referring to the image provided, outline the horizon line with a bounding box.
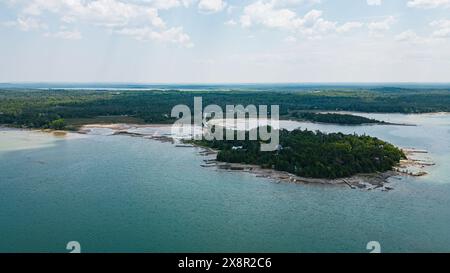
[2,81,450,85]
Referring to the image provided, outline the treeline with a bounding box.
[290,112,385,125]
[1,88,450,129]
[193,128,405,179]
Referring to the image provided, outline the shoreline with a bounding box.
[0,125,82,139]
[192,145,427,191]
[79,123,174,130]
[2,123,431,191]
[282,118,416,127]
[77,123,430,191]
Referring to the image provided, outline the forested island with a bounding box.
[1,87,450,130]
[192,128,406,179]
[288,112,387,125]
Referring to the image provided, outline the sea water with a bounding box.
[0,113,449,252]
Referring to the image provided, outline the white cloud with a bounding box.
[407,0,450,9]
[45,29,82,40]
[2,16,47,31]
[240,1,297,29]
[367,0,382,5]
[21,0,165,28]
[224,19,237,26]
[2,0,193,46]
[239,1,362,39]
[198,0,227,13]
[144,0,183,10]
[395,21,450,44]
[96,0,195,10]
[430,19,450,38]
[146,0,198,9]
[395,30,428,43]
[337,21,364,33]
[116,26,194,47]
[368,16,396,32]
[271,0,322,7]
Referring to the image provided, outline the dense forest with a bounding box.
[1,87,450,129]
[289,112,386,125]
[193,128,406,179]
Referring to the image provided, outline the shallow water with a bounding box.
[0,113,449,253]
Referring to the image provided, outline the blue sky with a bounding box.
[1,0,450,83]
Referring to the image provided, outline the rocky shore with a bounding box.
[79,123,432,191]
[195,147,418,191]
[195,147,428,192]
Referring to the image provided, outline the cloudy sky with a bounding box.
[1,0,450,83]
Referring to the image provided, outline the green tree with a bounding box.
[48,118,66,130]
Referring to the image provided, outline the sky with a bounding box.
[0,0,450,83]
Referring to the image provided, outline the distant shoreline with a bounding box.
[283,118,416,127]
[3,82,450,90]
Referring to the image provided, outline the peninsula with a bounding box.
[191,127,405,179]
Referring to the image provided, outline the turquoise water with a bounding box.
[1,113,450,253]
